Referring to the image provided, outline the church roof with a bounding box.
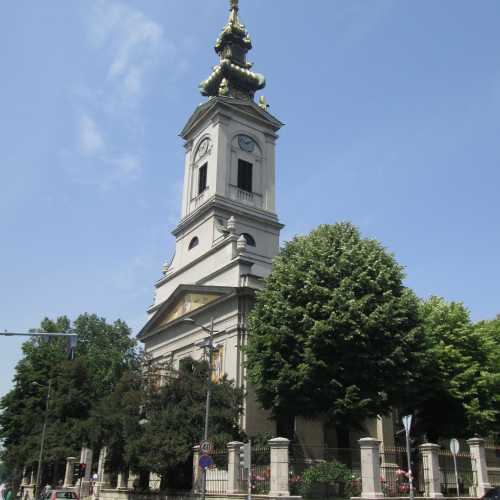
[199,0,266,101]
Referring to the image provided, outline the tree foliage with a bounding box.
[92,357,243,490]
[0,314,137,480]
[414,297,500,439]
[246,223,423,428]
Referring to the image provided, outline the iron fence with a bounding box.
[438,449,476,497]
[249,446,270,495]
[289,446,361,498]
[488,470,500,487]
[205,449,228,494]
[380,447,426,497]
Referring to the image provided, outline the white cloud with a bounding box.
[79,114,104,156]
[64,0,185,188]
[90,0,164,106]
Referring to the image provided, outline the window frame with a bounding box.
[198,162,208,195]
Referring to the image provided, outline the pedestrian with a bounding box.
[0,482,6,500]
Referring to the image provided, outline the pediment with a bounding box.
[137,285,235,340]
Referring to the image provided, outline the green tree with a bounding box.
[95,357,243,490]
[415,298,500,440]
[246,223,423,430]
[0,314,137,482]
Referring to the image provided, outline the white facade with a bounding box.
[138,97,284,435]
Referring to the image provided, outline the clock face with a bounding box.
[195,138,210,162]
[238,134,256,153]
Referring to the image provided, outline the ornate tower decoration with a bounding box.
[199,0,266,100]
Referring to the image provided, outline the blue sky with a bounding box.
[1,0,500,397]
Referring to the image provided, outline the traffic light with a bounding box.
[78,463,87,479]
[239,442,251,469]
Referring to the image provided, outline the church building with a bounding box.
[137,0,394,450]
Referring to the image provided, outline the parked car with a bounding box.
[43,490,78,500]
[482,487,500,500]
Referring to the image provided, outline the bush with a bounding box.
[299,461,358,499]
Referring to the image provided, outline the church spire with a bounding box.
[199,0,266,101]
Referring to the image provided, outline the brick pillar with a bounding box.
[468,437,491,497]
[420,443,443,498]
[63,457,77,488]
[227,441,244,494]
[192,445,201,493]
[359,438,384,499]
[269,437,290,497]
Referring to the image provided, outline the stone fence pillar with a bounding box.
[192,445,201,493]
[359,438,384,499]
[63,457,77,488]
[269,437,290,497]
[116,470,129,490]
[468,437,491,497]
[420,443,443,498]
[80,446,93,482]
[227,441,244,494]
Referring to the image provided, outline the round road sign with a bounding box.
[200,440,213,455]
[450,438,460,456]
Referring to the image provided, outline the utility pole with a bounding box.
[34,379,52,500]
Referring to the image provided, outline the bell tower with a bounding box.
[150,0,284,309]
[139,0,283,435]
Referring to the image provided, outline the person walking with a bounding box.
[0,482,6,500]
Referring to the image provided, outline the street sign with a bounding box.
[449,439,461,498]
[402,414,413,435]
[200,440,213,455]
[199,454,214,470]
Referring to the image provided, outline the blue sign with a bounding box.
[199,454,214,470]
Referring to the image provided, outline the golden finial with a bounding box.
[230,0,239,12]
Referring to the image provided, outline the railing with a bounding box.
[380,447,425,497]
[206,449,228,494]
[289,446,361,498]
[438,450,477,497]
[228,184,263,208]
[192,190,207,209]
[250,446,270,495]
[489,469,500,487]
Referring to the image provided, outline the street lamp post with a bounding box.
[182,317,222,500]
[34,380,52,500]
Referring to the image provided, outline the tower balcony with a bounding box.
[229,184,263,208]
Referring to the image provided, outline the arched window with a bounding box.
[241,233,256,247]
[188,237,199,250]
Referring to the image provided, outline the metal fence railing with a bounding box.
[249,446,271,495]
[438,450,476,497]
[380,447,426,497]
[288,446,361,498]
[206,449,228,494]
[489,469,500,487]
